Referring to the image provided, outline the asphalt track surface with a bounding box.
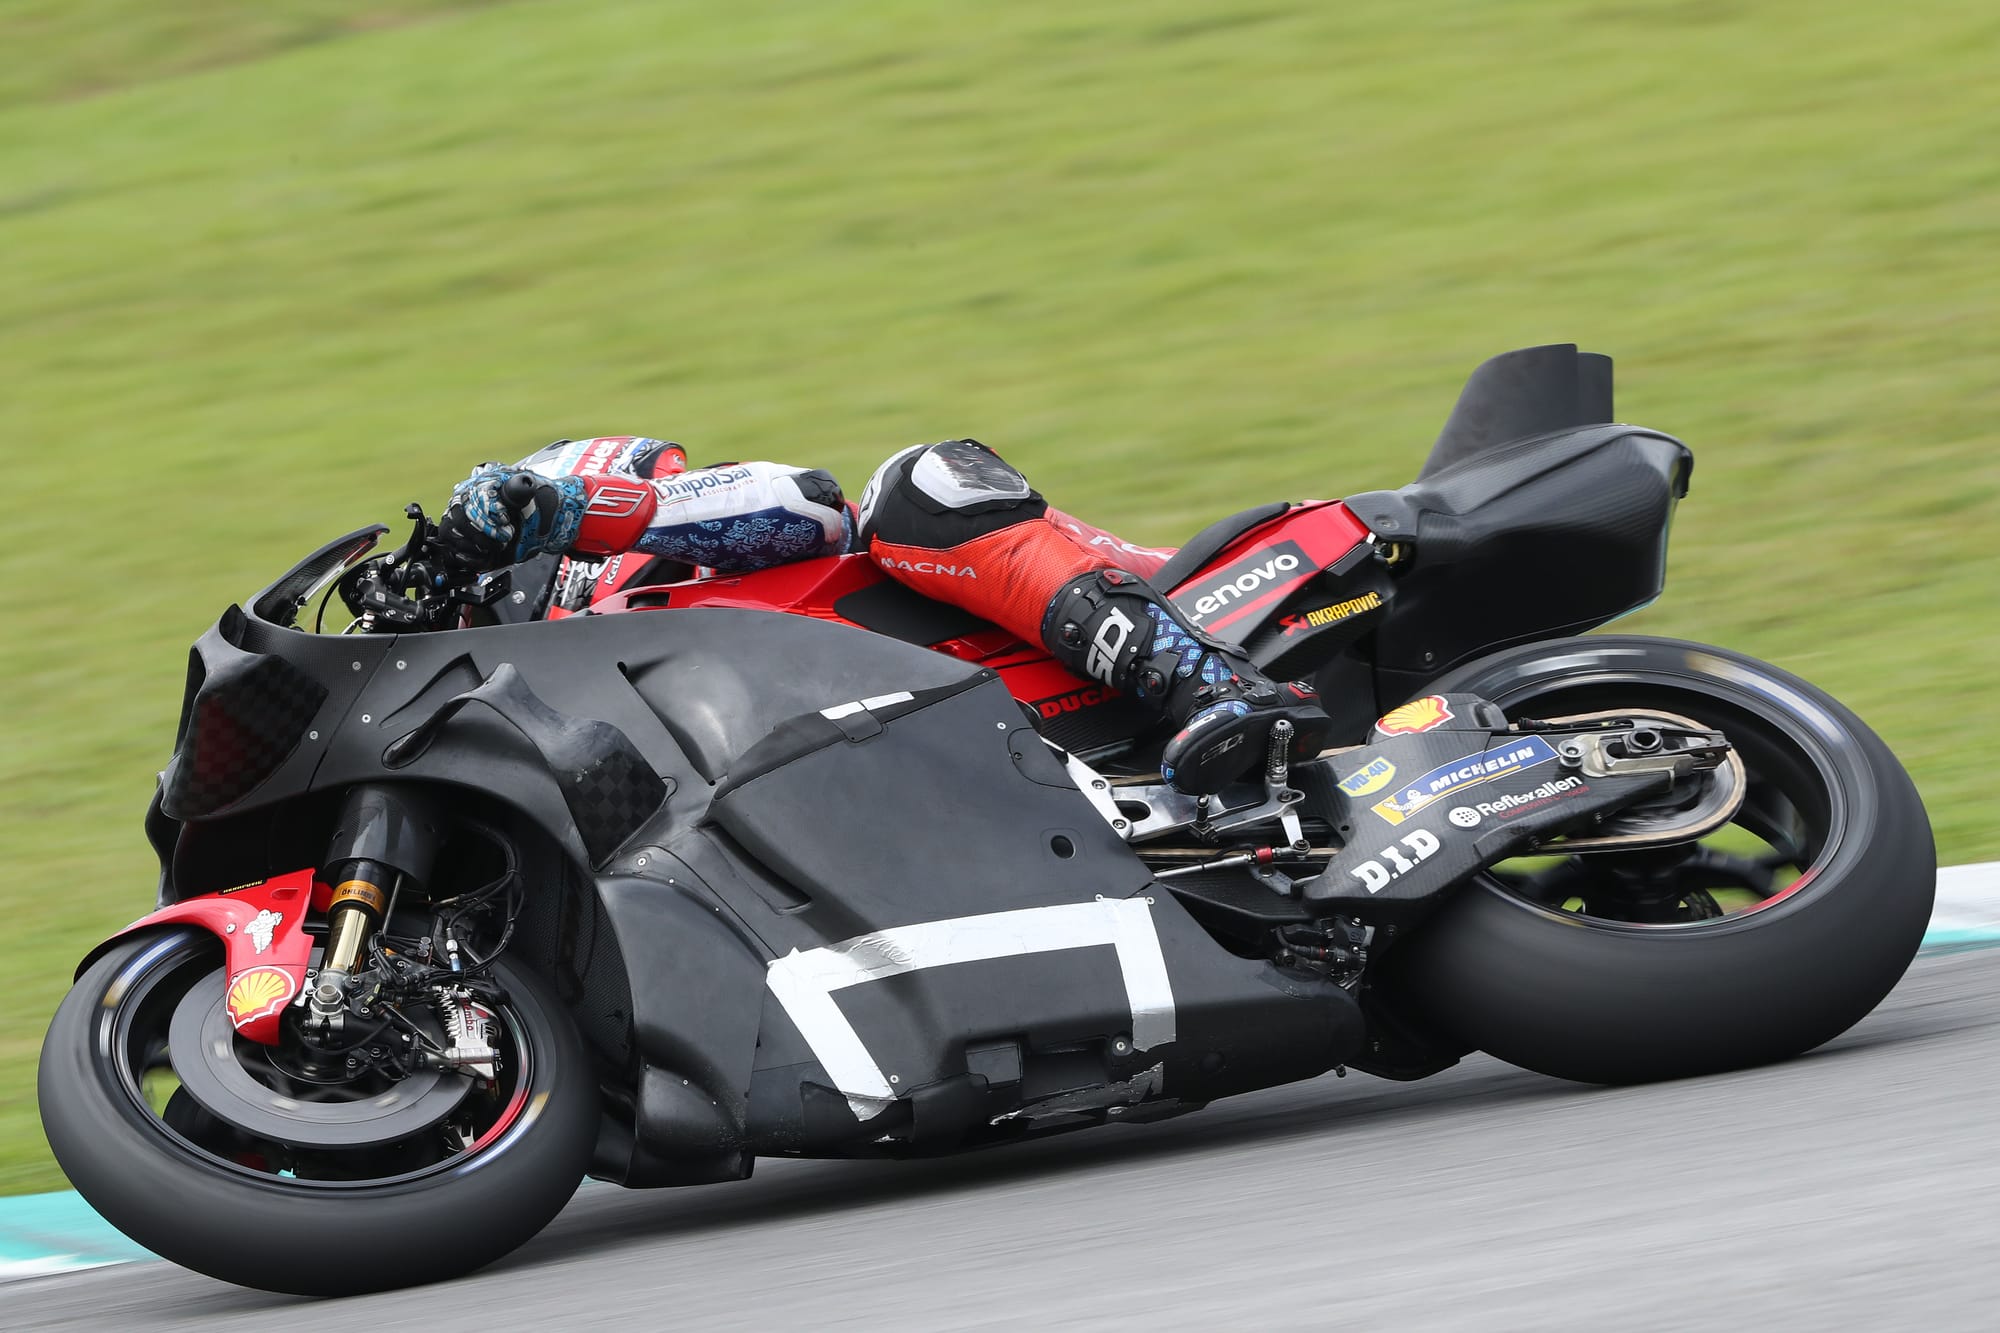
[11,950,2000,1331]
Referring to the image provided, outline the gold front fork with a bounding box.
[309,866,396,1029]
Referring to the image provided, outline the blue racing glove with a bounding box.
[436,465,589,568]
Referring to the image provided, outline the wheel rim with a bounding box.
[99,933,541,1190]
[1459,663,1853,934]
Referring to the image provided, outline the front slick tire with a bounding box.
[39,931,596,1295]
[1377,635,1936,1085]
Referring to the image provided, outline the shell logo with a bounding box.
[1377,695,1455,736]
[226,966,299,1029]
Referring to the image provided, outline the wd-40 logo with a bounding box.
[1337,756,1397,798]
[1370,736,1562,826]
[1182,540,1311,627]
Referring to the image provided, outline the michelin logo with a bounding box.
[1371,736,1561,825]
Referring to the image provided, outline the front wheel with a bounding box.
[38,930,597,1295]
[1374,635,1935,1084]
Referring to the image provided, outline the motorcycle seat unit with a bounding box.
[1153,502,1293,592]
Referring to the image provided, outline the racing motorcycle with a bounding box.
[38,346,1935,1295]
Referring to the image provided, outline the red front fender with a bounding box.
[78,868,320,1045]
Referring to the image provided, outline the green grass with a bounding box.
[2,0,1995,1195]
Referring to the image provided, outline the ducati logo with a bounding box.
[1086,608,1136,684]
[1035,685,1111,718]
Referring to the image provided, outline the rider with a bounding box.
[436,436,1326,794]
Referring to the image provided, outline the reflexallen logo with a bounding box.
[1476,775,1585,817]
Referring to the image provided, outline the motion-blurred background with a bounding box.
[2,0,1994,1195]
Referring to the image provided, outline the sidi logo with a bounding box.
[1348,828,1442,895]
[1086,607,1137,684]
[1183,540,1311,627]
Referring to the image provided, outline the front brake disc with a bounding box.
[167,971,472,1149]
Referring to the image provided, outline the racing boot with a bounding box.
[1042,569,1330,794]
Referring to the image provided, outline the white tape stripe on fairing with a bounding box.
[820,692,915,720]
[11,866,2000,1282]
[765,897,1176,1120]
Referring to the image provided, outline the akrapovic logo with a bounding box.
[1181,540,1311,627]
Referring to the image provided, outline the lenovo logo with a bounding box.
[1182,541,1311,626]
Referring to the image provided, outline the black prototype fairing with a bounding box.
[137,343,1704,1182]
[147,577,1372,1181]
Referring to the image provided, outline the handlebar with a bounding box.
[500,472,541,509]
[337,496,516,633]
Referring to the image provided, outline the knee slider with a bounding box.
[861,439,1045,549]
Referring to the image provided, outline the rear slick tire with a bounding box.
[38,930,596,1295]
[1375,635,1936,1085]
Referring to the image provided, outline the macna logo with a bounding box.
[877,557,979,579]
[1337,756,1397,798]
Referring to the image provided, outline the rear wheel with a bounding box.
[39,929,596,1295]
[1375,636,1935,1084]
